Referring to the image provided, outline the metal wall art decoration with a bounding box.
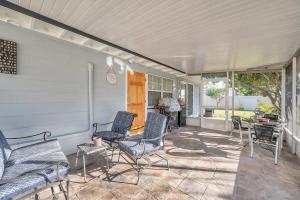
[0,39,17,74]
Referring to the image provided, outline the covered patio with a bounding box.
[0,1,300,200]
[36,127,299,200]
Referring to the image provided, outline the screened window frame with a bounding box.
[147,74,174,107]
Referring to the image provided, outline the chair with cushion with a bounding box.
[118,112,169,184]
[230,115,251,145]
[92,111,136,159]
[92,111,136,144]
[0,130,70,200]
[250,124,280,164]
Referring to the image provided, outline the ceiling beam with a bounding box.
[284,47,300,68]
[0,0,185,74]
[188,67,281,76]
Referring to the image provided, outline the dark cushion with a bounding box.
[111,111,135,135]
[143,112,167,146]
[119,140,161,158]
[93,131,124,142]
[0,151,69,200]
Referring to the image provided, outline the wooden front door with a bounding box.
[127,71,145,130]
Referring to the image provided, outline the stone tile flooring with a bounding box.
[42,127,300,200]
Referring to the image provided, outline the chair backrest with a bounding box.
[254,124,274,141]
[144,112,167,146]
[111,111,136,135]
[0,130,12,179]
[231,116,242,130]
[263,113,279,121]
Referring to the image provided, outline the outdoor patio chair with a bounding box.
[230,115,251,145]
[92,111,136,158]
[250,124,280,164]
[117,112,169,184]
[0,130,70,200]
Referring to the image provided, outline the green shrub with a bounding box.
[237,104,245,111]
[257,101,274,113]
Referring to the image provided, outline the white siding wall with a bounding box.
[0,22,176,155]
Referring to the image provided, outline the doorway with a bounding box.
[127,71,146,130]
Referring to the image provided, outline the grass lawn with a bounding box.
[213,109,255,119]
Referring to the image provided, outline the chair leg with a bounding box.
[35,193,39,200]
[59,181,69,200]
[111,147,114,161]
[136,159,142,185]
[105,149,110,170]
[82,154,87,182]
[118,150,121,162]
[239,129,243,145]
[250,138,254,158]
[75,149,80,169]
[66,179,70,200]
[51,186,57,199]
[166,158,170,170]
[275,139,279,165]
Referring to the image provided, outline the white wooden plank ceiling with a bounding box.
[3,0,300,74]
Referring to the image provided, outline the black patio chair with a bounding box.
[250,124,280,164]
[117,112,169,184]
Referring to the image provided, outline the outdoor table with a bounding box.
[75,142,110,182]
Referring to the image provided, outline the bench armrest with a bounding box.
[5,131,52,142]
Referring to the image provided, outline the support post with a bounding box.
[281,67,286,150]
[225,72,229,130]
[231,72,235,117]
[199,74,203,127]
[292,57,296,154]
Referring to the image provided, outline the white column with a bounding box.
[231,72,235,117]
[281,67,286,150]
[292,57,297,154]
[225,72,229,130]
[199,75,203,127]
[281,68,286,122]
[88,63,94,133]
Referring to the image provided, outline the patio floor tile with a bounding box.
[177,178,207,200]
[32,127,300,200]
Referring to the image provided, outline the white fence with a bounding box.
[203,95,271,110]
